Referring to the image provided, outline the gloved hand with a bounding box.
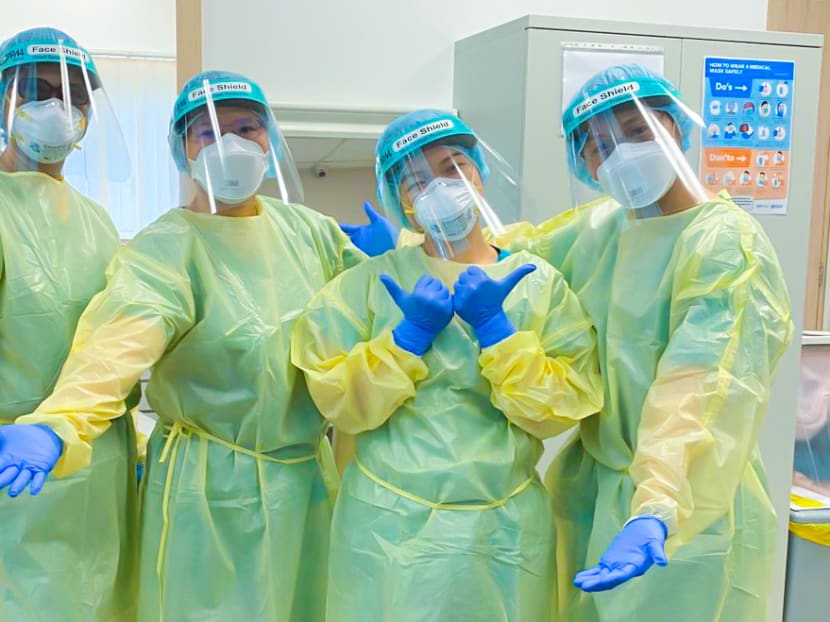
[453,264,536,348]
[380,274,453,356]
[0,424,64,497]
[573,516,668,592]
[340,201,400,257]
[136,462,145,486]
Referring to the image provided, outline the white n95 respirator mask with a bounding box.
[597,141,677,210]
[12,98,86,164]
[412,178,479,242]
[190,133,268,205]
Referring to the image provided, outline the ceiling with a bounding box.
[286,136,376,170]
[273,104,455,171]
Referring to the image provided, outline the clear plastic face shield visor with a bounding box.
[1,44,130,181]
[567,93,708,218]
[378,138,514,259]
[174,84,303,214]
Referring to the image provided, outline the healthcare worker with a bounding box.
[292,109,603,622]
[505,65,792,621]
[8,70,363,622]
[341,66,793,622]
[0,27,139,621]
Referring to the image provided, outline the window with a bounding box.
[64,55,179,239]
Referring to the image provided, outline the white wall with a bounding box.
[262,168,374,224]
[3,0,175,56]
[299,168,375,223]
[202,0,768,110]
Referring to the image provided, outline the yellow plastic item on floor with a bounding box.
[494,193,793,622]
[0,171,139,621]
[790,493,830,547]
[292,245,603,622]
[21,195,363,622]
[131,406,149,465]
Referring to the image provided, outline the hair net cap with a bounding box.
[0,27,101,136]
[169,70,271,171]
[563,64,695,189]
[0,27,98,82]
[375,109,489,224]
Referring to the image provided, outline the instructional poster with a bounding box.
[700,57,794,215]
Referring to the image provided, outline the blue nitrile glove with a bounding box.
[452,264,536,348]
[0,424,64,497]
[573,516,668,592]
[340,201,400,257]
[380,274,453,355]
[136,462,144,486]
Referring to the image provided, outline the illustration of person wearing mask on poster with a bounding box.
[776,102,787,117]
[724,122,737,139]
[741,170,752,185]
[775,150,786,164]
[757,171,767,186]
[740,123,754,139]
[760,101,771,117]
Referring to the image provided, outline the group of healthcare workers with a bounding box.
[0,24,792,622]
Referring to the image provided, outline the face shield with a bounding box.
[564,65,708,218]
[0,30,129,181]
[170,71,303,214]
[375,110,515,259]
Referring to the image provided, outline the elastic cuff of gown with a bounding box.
[480,330,537,369]
[627,509,677,537]
[14,414,91,478]
[377,330,429,381]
